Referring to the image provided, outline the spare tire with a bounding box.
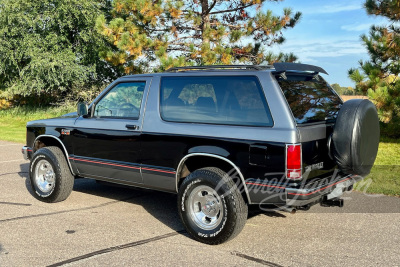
[332,99,380,176]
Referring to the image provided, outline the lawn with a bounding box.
[357,137,400,196]
[1,106,399,196]
[0,106,74,143]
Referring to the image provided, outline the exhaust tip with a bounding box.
[279,206,297,214]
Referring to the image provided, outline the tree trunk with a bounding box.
[201,0,210,44]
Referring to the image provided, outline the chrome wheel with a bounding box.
[34,159,55,193]
[187,185,223,230]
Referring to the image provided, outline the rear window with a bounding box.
[160,76,273,127]
[276,74,342,124]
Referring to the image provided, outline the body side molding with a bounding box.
[34,135,76,176]
[176,153,252,204]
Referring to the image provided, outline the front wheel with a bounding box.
[29,146,74,203]
[178,167,248,245]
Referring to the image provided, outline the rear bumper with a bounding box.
[22,146,33,160]
[285,174,362,207]
[246,174,363,206]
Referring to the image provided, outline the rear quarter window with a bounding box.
[276,74,343,124]
[160,76,273,127]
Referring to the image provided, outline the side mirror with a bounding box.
[77,102,88,117]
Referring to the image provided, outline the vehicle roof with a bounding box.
[121,67,274,79]
[119,63,328,79]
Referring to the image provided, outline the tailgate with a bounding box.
[274,72,343,181]
[298,123,337,180]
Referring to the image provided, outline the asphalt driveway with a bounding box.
[0,140,399,266]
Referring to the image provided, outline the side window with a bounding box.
[160,76,273,127]
[94,82,145,119]
[178,84,217,105]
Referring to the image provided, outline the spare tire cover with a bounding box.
[332,99,380,176]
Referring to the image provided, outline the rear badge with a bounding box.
[305,162,324,172]
[61,129,71,136]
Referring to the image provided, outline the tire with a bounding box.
[29,146,74,203]
[332,99,380,176]
[178,167,248,245]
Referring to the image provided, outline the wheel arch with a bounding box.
[33,135,75,176]
[176,153,251,204]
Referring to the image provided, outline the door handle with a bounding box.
[126,124,139,130]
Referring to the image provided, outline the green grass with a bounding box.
[356,137,400,196]
[0,105,75,143]
[0,106,399,196]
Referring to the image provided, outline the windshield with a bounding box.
[276,73,343,124]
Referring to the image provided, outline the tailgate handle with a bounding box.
[126,124,138,130]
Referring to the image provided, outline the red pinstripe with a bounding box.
[69,157,176,174]
[245,182,285,189]
[245,176,355,196]
[287,176,353,196]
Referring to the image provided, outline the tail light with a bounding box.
[286,144,302,180]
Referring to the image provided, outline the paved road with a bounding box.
[0,140,399,266]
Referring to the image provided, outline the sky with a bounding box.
[266,0,389,87]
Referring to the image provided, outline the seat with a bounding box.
[162,96,186,120]
[164,97,185,108]
[195,97,216,113]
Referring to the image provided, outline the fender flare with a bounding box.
[33,135,76,176]
[176,153,251,204]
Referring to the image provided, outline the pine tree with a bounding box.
[349,0,400,129]
[96,0,302,73]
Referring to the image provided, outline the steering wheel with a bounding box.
[120,103,139,112]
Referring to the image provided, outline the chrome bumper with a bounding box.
[22,146,33,160]
[285,174,363,207]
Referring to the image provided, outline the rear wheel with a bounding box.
[29,146,74,203]
[178,167,248,245]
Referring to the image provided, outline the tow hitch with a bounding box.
[320,197,344,208]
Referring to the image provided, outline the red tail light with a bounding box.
[286,144,302,180]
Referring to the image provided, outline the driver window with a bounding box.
[94,82,145,119]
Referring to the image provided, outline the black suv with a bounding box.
[22,63,380,244]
